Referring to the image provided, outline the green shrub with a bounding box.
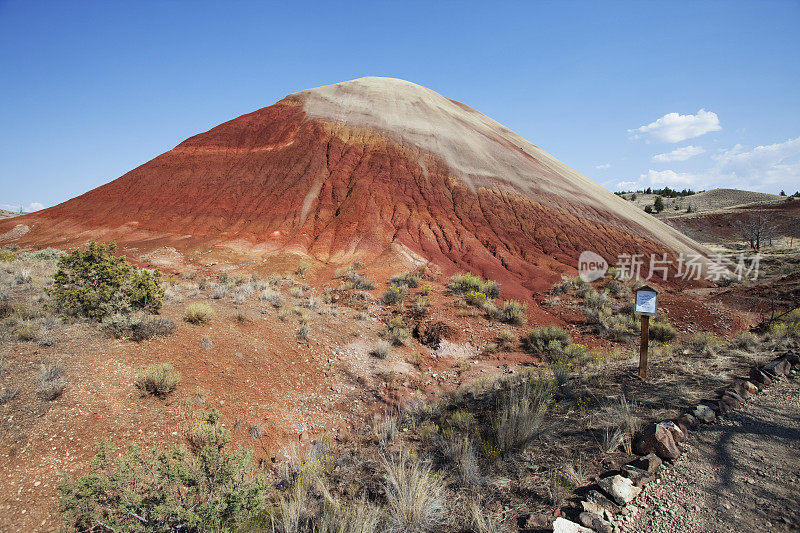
[184,302,215,324]
[600,313,638,341]
[382,286,407,306]
[58,409,268,531]
[389,272,421,289]
[465,290,488,307]
[382,316,411,345]
[649,320,677,342]
[447,273,500,298]
[523,325,572,354]
[48,242,164,320]
[135,363,181,396]
[497,300,527,325]
[409,296,429,318]
[18,247,64,262]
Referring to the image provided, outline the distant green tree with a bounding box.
[631,193,637,200]
[48,241,164,319]
[653,196,665,213]
[780,190,786,196]
[644,205,654,214]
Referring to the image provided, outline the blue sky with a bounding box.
[1,1,799,212]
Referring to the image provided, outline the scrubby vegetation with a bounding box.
[135,362,181,396]
[447,272,500,299]
[184,302,215,324]
[48,242,164,319]
[58,409,268,531]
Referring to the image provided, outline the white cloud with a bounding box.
[0,202,45,214]
[620,136,800,193]
[630,109,721,143]
[652,145,706,162]
[595,163,611,169]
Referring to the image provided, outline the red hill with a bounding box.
[0,77,708,296]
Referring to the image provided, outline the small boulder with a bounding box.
[785,352,799,366]
[764,358,791,377]
[552,517,594,533]
[749,366,771,385]
[693,404,716,423]
[635,423,681,460]
[585,489,622,514]
[579,511,613,533]
[743,381,759,394]
[657,420,686,442]
[581,500,605,514]
[621,464,654,487]
[631,452,662,473]
[523,512,550,530]
[673,413,695,436]
[598,474,641,505]
[720,394,741,410]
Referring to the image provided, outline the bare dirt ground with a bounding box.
[623,375,800,533]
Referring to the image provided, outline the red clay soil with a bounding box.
[0,78,709,311]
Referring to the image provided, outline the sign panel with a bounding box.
[635,288,657,316]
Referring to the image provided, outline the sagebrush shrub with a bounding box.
[497,300,527,325]
[523,325,572,354]
[58,409,269,531]
[131,317,176,342]
[48,242,164,320]
[382,316,410,345]
[382,286,407,306]
[389,272,421,289]
[648,320,677,342]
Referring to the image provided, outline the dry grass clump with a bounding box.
[37,360,66,400]
[297,324,310,341]
[382,454,446,533]
[184,302,215,324]
[371,340,392,359]
[593,395,642,454]
[497,378,552,455]
[135,362,181,397]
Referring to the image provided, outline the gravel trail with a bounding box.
[622,376,800,532]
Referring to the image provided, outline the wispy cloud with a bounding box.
[652,145,705,162]
[630,109,721,143]
[595,163,611,169]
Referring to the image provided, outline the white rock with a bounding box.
[599,475,642,505]
[552,517,595,533]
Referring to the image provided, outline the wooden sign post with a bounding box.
[633,285,658,380]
